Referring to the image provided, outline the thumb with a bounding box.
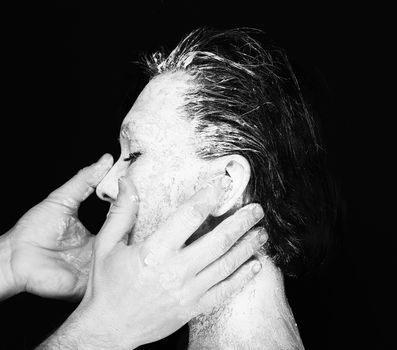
[96,176,139,255]
[47,154,113,211]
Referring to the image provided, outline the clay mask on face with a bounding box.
[97,72,216,244]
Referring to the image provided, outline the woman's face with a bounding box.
[96,72,212,243]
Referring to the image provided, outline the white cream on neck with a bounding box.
[188,254,305,350]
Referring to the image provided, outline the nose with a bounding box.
[96,161,122,202]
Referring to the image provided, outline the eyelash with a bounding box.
[123,152,141,164]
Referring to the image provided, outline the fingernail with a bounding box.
[118,176,126,190]
[253,204,264,220]
[258,228,268,244]
[118,177,139,202]
[190,203,205,221]
[252,261,262,274]
[129,193,139,202]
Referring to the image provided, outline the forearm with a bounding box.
[36,312,104,350]
[0,230,19,300]
[36,306,140,350]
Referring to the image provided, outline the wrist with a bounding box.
[0,230,21,300]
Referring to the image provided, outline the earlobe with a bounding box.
[212,155,251,217]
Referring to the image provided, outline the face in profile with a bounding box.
[96,28,332,277]
[96,72,215,243]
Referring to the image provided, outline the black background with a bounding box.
[0,2,392,349]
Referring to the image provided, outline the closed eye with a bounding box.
[123,152,141,164]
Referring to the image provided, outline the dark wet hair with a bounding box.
[145,28,335,276]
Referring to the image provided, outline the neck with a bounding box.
[188,253,305,350]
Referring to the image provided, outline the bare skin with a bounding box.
[97,72,305,349]
[188,254,305,350]
[0,153,268,349]
[37,176,267,349]
[0,154,113,300]
[1,70,270,349]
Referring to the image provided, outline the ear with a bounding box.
[210,154,251,217]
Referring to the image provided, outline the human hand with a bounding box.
[62,175,267,350]
[3,154,113,299]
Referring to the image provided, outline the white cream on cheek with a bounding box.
[118,72,212,244]
[129,155,209,243]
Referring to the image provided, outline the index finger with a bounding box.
[47,154,113,210]
[146,174,232,251]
